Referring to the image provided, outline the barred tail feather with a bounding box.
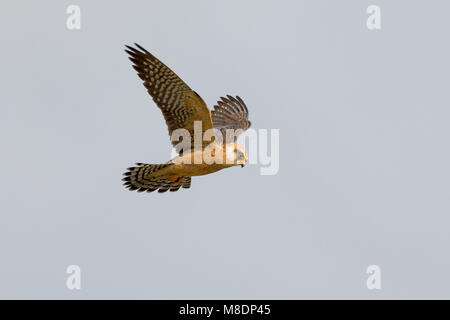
[122,163,191,193]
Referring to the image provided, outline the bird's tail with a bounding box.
[122,163,191,193]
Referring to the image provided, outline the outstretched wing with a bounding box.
[125,43,214,153]
[211,95,251,143]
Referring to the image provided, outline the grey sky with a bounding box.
[1,0,449,299]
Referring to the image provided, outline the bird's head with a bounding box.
[224,143,248,168]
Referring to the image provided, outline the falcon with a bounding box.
[122,43,251,193]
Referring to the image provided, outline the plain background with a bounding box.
[1,0,449,299]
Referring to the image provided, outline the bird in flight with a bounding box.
[123,43,251,193]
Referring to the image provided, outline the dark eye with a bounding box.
[237,152,244,160]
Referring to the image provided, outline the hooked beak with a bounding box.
[241,164,245,168]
